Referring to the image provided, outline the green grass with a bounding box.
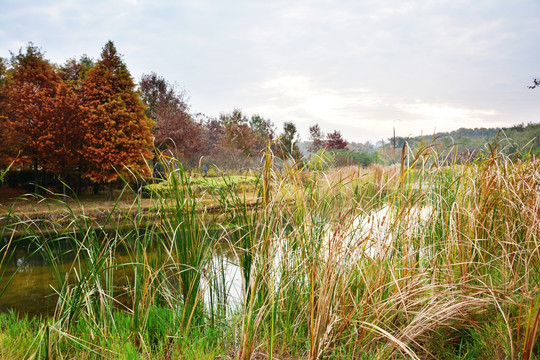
[143,173,258,197]
[0,148,539,359]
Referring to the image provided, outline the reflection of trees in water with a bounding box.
[0,232,243,316]
[3,239,72,267]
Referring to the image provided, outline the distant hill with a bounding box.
[300,122,540,159]
[388,122,540,155]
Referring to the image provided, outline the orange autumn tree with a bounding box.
[1,44,84,188]
[57,56,95,193]
[81,41,153,197]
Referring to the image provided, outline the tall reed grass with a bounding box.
[0,145,538,359]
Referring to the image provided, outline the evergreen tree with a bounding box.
[278,121,302,160]
[81,41,153,196]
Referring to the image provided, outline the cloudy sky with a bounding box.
[1,0,539,143]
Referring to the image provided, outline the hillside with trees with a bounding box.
[301,122,539,169]
[386,124,539,155]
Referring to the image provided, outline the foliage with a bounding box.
[0,148,539,359]
[306,125,349,153]
[81,41,153,184]
[334,149,377,167]
[0,42,158,194]
[494,122,540,155]
[0,58,10,169]
[326,129,348,150]
[249,114,276,153]
[201,116,224,155]
[386,122,540,158]
[0,44,85,180]
[277,121,302,161]
[0,41,287,196]
[198,110,275,170]
[308,124,325,153]
[218,109,259,157]
[139,72,204,162]
[57,55,94,88]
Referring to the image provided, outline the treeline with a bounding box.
[302,124,379,168]
[0,41,153,196]
[386,123,540,158]
[300,121,540,169]
[0,42,303,195]
[1,41,537,196]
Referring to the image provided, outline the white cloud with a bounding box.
[399,102,497,120]
[241,74,398,140]
[1,0,538,142]
[242,75,510,142]
[255,75,385,122]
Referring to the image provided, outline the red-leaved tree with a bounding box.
[139,72,203,165]
[0,57,11,170]
[326,130,348,150]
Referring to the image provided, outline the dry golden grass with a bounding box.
[0,153,538,359]
[0,182,258,221]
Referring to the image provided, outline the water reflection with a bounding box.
[0,236,244,317]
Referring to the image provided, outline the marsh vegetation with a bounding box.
[0,145,539,360]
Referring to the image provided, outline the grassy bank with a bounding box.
[0,148,539,359]
[0,173,260,236]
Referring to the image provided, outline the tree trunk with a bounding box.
[76,174,81,195]
[33,161,39,194]
[107,182,113,201]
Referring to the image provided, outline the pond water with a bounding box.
[0,245,60,315]
[351,205,434,258]
[0,205,434,316]
[0,234,243,316]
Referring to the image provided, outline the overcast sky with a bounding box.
[1,0,539,143]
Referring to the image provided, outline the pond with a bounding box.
[0,205,435,317]
[0,233,244,316]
